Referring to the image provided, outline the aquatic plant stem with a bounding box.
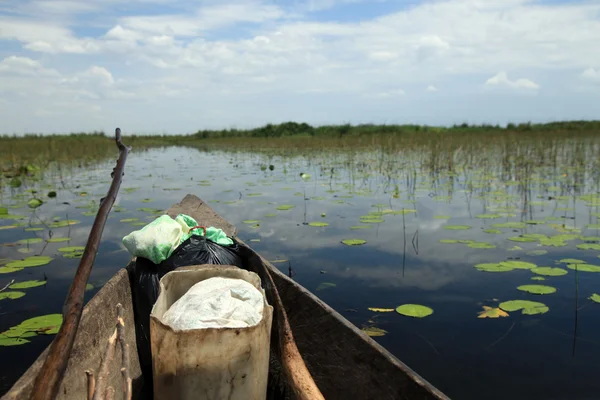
[30,128,130,400]
[0,279,15,293]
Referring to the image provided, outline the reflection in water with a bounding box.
[1,137,600,399]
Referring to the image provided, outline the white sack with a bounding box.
[161,277,265,330]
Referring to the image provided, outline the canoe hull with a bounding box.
[2,194,448,400]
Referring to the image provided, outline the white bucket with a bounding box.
[150,265,273,400]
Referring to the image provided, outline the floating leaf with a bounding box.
[476,214,501,219]
[507,236,537,243]
[474,263,514,272]
[264,213,277,217]
[576,243,600,251]
[0,335,30,346]
[9,280,46,289]
[567,264,600,272]
[0,291,26,300]
[499,300,549,315]
[484,229,502,234]
[440,239,460,244]
[58,246,85,253]
[468,242,496,249]
[499,261,537,270]
[48,220,79,228]
[531,267,567,277]
[368,308,395,313]
[276,205,295,211]
[19,314,63,334]
[27,199,43,209]
[6,256,53,268]
[434,215,451,219]
[557,258,585,264]
[85,283,94,291]
[362,326,388,337]
[588,294,600,303]
[350,225,373,230]
[316,282,337,291]
[477,306,509,318]
[517,285,557,295]
[46,238,71,243]
[531,276,546,281]
[17,238,43,245]
[24,227,44,232]
[341,239,366,246]
[492,222,526,229]
[396,304,433,318]
[308,222,329,227]
[0,266,24,274]
[120,218,139,223]
[443,225,471,230]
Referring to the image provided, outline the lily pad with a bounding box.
[308,222,329,227]
[19,314,63,334]
[440,239,461,244]
[499,261,536,270]
[517,284,557,295]
[508,236,537,243]
[6,256,53,268]
[48,220,80,228]
[589,294,600,303]
[58,246,85,253]
[9,280,47,289]
[499,300,549,315]
[468,242,496,249]
[395,304,433,318]
[120,218,139,223]
[531,267,568,276]
[484,229,502,234]
[350,225,373,230]
[17,238,43,245]
[531,276,546,281]
[476,214,501,219]
[273,204,296,211]
[443,225,471,230]
[0,291,26,300]
[341,239,366,246]
[0,336,30,346]
[576,243,600,251]
[362,327,388,337]
[27,199,43,209]
[316,282,337,291]
[492,222,526,229]
[567,264,600,272]
[557,258,585,264]
[46,238,71,243]
[474,263,514,272]
[0,266,24,274]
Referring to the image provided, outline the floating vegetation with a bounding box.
[17,238,43,245]
[499,300,549,315]
[395,304,433,318]
[316,282,337,291]
[475,214,502,219]
[368,308,395,313]
[5,256,53,269]
[0,291,26,301]
[341,239,367,246]
[499,261,537,270]
[276,205,295,211]
[477,306,509,318]
[474,263,514,273]
[467,242,496,249]
[9,280,46,289]
[0,314,63,346]
[350,225,373,230]
[526,250,548,256]
[517,285,557,295]
[362,326,388,337]
[576,243,600,251]
[443,225,471,230]
[566,264,600,272]
[308,222,329,227]
[531,267,568,276]
[484,229,502,234]
[589,294,600,303]
[492,222,527,229]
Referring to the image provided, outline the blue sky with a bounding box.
[0,0,599,134]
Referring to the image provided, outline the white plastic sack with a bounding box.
[161,277,265,330]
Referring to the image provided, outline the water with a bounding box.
[1,144,600,399]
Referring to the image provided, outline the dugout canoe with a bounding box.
[3,194,449,400]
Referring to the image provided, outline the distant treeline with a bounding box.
[1,120,600,141]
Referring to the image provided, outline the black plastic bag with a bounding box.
[129,234,244,386]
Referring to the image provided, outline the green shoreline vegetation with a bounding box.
[1,120,599,182]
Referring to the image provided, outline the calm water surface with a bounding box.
[1,144,600,399]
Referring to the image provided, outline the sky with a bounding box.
[0,0,599,135]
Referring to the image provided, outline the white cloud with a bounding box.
[426,85,438,92]
[485,71,540,90]
[0,0,599,133]
[582,67,600,82]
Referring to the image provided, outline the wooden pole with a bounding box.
[30,128,130,400]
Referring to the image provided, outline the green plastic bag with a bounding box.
[122,214,233,264]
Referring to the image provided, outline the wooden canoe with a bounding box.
[2,194,449,400]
